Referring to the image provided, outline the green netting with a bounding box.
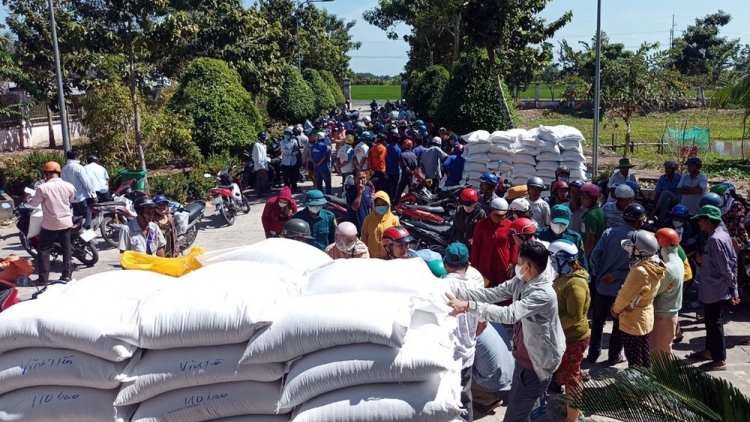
[663,126,710,152]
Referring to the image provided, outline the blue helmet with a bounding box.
[153,194,169,204]
[624,180,640,192]
[420,125,427,132]
[700,192,722,208]
[362,131,375,140]
[569,180,585,188]
[479,172,499,187]
[671,205,689,219]
[414,119,425,126]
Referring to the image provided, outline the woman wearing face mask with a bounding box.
[449,188,486,250]
[326,222,370,259]
[261,187,298,238]
[660,205,692,248]
[471,198,518,287]
[537,205,588,272]
[152,195,179,257]
[611,230,666,368]
[361,191,400,258]
[508,198,533,222]
[548,239,591,422]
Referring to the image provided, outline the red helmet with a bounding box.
[381,226,414,246]
[509,218,537,236]
[551,181,569,193]
[402,139,413,150]
[454,144,464,153]
[655,228,680,247]
[580,183,601,198]
[460,188,479,203]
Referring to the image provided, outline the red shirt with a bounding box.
[470,217,518,287]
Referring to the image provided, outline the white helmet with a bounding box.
[362,116,372,123]
[548,239,579,260]
[490,197,509,212]
[510,198,531,212]
[614,184,635,199]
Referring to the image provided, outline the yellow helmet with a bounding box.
[345,134,355,145]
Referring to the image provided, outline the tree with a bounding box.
[604,43,684,157]
[715,72,750,159]
[671,10,741,88]
[435,52,515,135]
[268,65,315,124]
[537,63,561,100]
[319,70,345,106]
[0,39,30,119]
[407,65,449,120]
[302,68,335,115]
[462,0,572,129]
[734,44,750,75]
[168,58,262,156]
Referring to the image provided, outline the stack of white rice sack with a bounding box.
[538,125,587,181]
[0,239,462,422]
[461,130,494,185]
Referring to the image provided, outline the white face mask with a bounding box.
[515,264,528,280]
[673,221,684,228]
[462,204,474,213]
[550,223,568,235]
[308,205,322,214]
[278,201,289,209]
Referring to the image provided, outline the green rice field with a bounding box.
[350,85,402,101]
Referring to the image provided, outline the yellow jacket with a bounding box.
[613,260,665,336]
[361,191,400,258]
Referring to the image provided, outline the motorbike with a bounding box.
[324,194,349,224]
[393,203,449,224]
[400,218,451,255]
[170,200,206,252]
[239,137,282,191]
[14,200,99,267]
[399,170,464,210]
[205,166,250,226]
[90,200,135,248]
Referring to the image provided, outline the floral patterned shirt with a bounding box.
[723,201,750,244]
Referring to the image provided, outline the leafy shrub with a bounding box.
[169,58,263,156]
[0,151,65,197]
[404,70,424,111]
[302,69,336,116]
[203,151,239,175]
[320,70,346,105]
[435,53,516,135]
[408,66,449,121]
[267,65,315,124]
[141,109,202,168]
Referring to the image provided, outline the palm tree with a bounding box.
[567,352,750,422]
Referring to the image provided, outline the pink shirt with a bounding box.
[29,178,75,231]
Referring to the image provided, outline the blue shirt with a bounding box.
[310,142,331,172]
[292,208,337,251]
[443,154,465,186]
[385,143,402,175]
[472,322,514,391]
[346,185,372,235]
[590,225,636,297]
[698,227,738,304]
[655,173,682,195]
[413,145,426,162]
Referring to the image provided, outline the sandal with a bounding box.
[685,351,711,361]
[699,361,727,371]
[606,355,627,365]
[739,338,750,346]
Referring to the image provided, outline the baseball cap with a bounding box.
[444,243,470,267]
[551,204,572,225]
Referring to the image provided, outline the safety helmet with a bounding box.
[510,198,531,212]
[671,205,689,219]
[527,176,545,189]
[655,228,680,247]
[624,180,640,193]
[362,131,375,140]
[427,260,447,277]
[283,127,293,136]
[699,192,722,208]
[685,157,703,168]
[555,166,571,176]
[460,188,479,203]
[402,139,413,150]
[548,239,579,262]
[153,194,169,204]
[710,183,730,196]
[414,119,425,126]
[614,184,635,199]
[134,197,158,215]
[479,172,499,187]
[622,203,647,223]
[293,127,302,135]
[363,116,372,124]
[569,180,585,189]
[580,183,601,198]
[87,155,99,164]
[420,125,427,132]
[624,230,659,257]
[43,161,62,173]
[509,217,536,236]
[490,197,509,212]
[258,131,267,140]
[454,144,464,153]
[551,181,569,193]
[382,226,414,246]
[282,219,312,239]
[345,134,355,145]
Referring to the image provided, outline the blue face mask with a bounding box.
[552,258,573,275]
[375,205,389,215]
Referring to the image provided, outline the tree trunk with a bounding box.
[128,30,147,187]
[451,14,460,65]
[487,49,515,129]
[624,118,632,158]
[46,104,56,148]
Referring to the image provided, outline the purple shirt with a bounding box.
[698,227,738,304]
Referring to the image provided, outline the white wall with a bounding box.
[0,120,85,151]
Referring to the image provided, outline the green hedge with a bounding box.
[303,68,336,115]
[268,65,316,123]
[407,65,449,121]
[0,151,65,197]
[320,70,346,106]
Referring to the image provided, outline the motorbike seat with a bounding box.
[325,195,349,208]
[403,204,445,214]
[92,201,127,208]
[410,219,452,235]
[183,201,206,222]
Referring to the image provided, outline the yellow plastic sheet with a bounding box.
[120,248,205,277]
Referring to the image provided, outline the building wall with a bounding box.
[0,120,85,151]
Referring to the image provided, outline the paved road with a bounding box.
[1,176,749,421]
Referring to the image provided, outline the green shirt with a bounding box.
[582,205,606,246]
[292,208,337,251]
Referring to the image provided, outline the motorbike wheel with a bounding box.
[73,237,99,267]
[100,215,129,248]
[18,232,38,259]
[241,197,251,214]
[180,225,198,252]
[220,204,236,226]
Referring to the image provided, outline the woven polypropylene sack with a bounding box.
[197,238,332,275]
[0,386,129,422]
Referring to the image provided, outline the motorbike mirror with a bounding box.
[16,275,33,287]
[203,173,212,178]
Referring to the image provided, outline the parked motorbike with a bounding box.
[206,166,250,226]
[400,218,451,255]
[90,200,135,247]
[239,137,282,191]
[324,194,349,224]
[394,204,449,224]
[171,200,206,252]
[399,171,464,210]
[15,200,99,267]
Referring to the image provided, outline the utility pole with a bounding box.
[48,0,70,154]
[592,0,602,175]
[670,15,676,49]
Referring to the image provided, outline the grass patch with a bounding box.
[512,86,713,100]
[351,85,402,101]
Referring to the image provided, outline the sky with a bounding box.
[3,0,747,77]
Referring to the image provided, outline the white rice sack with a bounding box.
[0,348,129,396]
[489,153,514,164]
[461,130,491,143]
[240,292,414,364]
[557,125,585,141]
[56,271,174,301]
[512,164,536,175]
[512,154,536,167]
[536,161,561,172]
[508,128,531,138]
[512,176,531,186]
[208,417,289,422]
[129,381,283,422]
[489,143,516,154]
[498,163,513,172]
[112,262,302,350]
[515,145,541,156]
[561,150,586,162]
[463,142,491,155]
[488,131,516,144]
[536,125,559,142]
[305,259,438,297]
[0,386,129,422]
[463,153,491,164]
[291,372,461,422]
[464,171,484,181]
[197,238,332,275]
[537,151,563,162]
[536,170,557,179]
[541,141,560,154]
[519,134,544,148]
[570,170,586,180]
[0,295,139,362]
[278,323,455,410]
[116,344,285,406]
[559,139,583,151]
[563,161,588,171]
[464,162,489,174]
